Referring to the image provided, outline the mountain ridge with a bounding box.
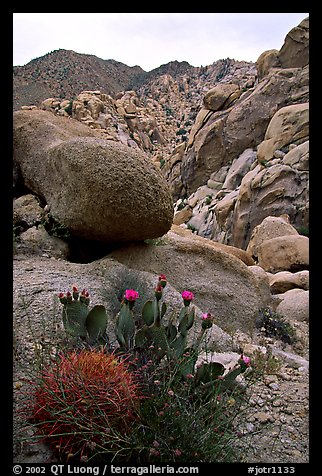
[13,48,252,111]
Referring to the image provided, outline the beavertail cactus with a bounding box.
[115,290,139,350]
[58,286,108,344]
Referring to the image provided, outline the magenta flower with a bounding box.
[72,285,79,300]
[79,288,90,305]
[239,354,251,372]
[241,355,251,366]
[149,448,160,457]
[181,290,194,301]
[58,292,67,305]
[181,290,194,306]
[124,289,139,302]
[202,312,211,320]
[201,312,213,329]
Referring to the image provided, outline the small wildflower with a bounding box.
[86,441,97,450]
[186,373,194,379]
[167,390,174,397]
[227,397,236,406]
[173,448,182,457]
[158,411,164,417]
[153,440,160,448]
[153,380,161,385]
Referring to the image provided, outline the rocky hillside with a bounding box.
[13,49,145,110]
[14,52,257,165]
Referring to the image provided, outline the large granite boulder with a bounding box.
[109,227,272,335]
[256,17,309,80]
[278,17,309,69]
[257,235,309,273]
[246,215,299,260]
[13,110,174,243]
[257,103,309,164]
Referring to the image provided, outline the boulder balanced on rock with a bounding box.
[13,110,174,243]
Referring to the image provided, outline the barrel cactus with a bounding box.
[26,348,142,461]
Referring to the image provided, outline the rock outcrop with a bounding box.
[13,109,174,243]
[109,227,271,335]
[256,17,309,80]
[170,17,309,252]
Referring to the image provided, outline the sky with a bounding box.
[13,13,309,72]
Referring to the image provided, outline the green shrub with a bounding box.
[256,307,296,344]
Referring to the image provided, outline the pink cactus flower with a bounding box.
[181,290,194,301]
[202,312,211,320]
[201,312,213,329]
[124,289,139,302]
[240,355,251,366]
[181,291,194,306]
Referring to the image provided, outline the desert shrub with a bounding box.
[256,307,296,344]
